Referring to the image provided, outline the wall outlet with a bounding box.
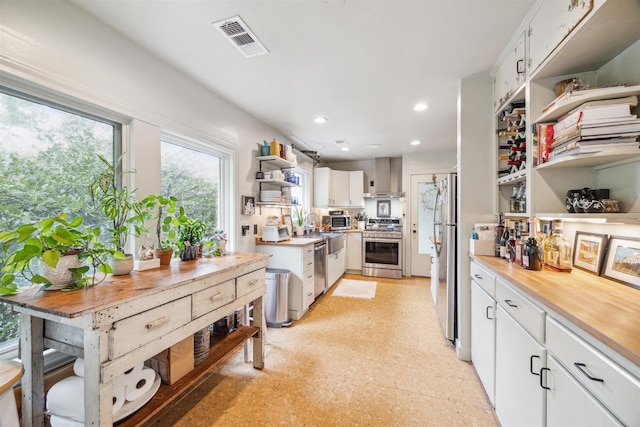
[253,224,258,234]
[241,225,250,236]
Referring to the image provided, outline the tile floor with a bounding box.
[145,274,497,426]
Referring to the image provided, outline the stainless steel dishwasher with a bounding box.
[314,240,327,298]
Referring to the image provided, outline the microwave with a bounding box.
[323,215,351,231]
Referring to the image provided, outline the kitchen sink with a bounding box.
[301,232,345,254]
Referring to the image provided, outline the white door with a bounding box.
[409,174,446,277]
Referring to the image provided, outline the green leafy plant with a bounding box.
[88,154,147,253]
[293,206,306,227]
[139,194,187,251]
[0,213,113,294]
[177,218,207,249]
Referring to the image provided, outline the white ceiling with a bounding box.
[72,0,534,163]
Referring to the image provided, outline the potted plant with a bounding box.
[293,206,306,237]
[139,194,188,265]
[176,218,206,261]
[204,230,228,257]
[88,154,146,275]
[0,213,112,294]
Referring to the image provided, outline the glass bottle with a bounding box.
[507,224,517,263]
[500,219,509,259]
[495,214,504,257]
[544,220,573,272]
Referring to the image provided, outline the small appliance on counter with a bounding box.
[323,212,351,231]
[261,225,291,242]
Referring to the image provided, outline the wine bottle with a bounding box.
[495,214,504,257]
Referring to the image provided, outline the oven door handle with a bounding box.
[363,237,402,244]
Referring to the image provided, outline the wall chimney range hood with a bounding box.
[363,157,404,199]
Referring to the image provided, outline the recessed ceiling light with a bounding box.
[413,102,428,112]
[341,147,350,151]
[367,144,381,149]
[313,116,328,124]
[410,140,421,146]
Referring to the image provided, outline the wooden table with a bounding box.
[0,252,270,426]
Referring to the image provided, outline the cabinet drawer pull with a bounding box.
[307,275,313,279]
[574,363,604,383]
[246,279,259,287]
[210,292,225,302]
[146,316,169,329]
[516,59,525,74]
[504,299,518,308]
[540,367,550,390]
[474,273,483,280]
[307,292,313,297]
[530,355,540,375]
[485,306,493,320]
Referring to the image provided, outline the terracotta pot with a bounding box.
[155,248,174,265]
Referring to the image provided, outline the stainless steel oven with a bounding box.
[362,218,403,279]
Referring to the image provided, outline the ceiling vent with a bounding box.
[213,16,269,58]
[334,139,349,149]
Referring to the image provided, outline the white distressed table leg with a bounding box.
[83,328,112,427]
[252,296,265,369]
[19,313,44,427]
[243,304,250,363]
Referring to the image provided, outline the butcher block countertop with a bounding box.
[256,237,323,246]
[471,255,640,369]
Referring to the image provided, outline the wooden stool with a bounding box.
[0,360,24,427]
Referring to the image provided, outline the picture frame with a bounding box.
[573,231,608,275]
[377,200,391,217]
[602,236,640,289]
[241,195,255,215]
[282,214,293,237]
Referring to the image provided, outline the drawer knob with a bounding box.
[505,299,518,308]
[146,316,169,329]
[574,362,604,383]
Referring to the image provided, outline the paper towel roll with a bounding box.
[49,414,85,427]
[112,383,126,414]
[73,357,84,377]
[125,367,156,402]
[46,376,84,421]
[112,362,144,387]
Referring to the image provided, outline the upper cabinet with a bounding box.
[493,0,640,224]
[314,167,364,208]
[494,31,526,113]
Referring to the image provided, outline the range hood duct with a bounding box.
[364,157,404,198]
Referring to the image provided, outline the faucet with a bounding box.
[305,212,320,235]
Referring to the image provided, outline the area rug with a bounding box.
[332,279,377,300]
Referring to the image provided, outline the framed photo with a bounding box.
[573,232,608,275]
[241,195,255,215]
[282,214,293,237]
[602,236,640,289]
[377,200,391,217]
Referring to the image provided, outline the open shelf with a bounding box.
[535,213,640,224]
[256,155,296,169]
[497,169,527,185]
[256,178,299,187]
[536,150,640,170]
[116,325,259,426]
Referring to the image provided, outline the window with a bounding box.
[160,135,229,243]
[0,87,118,357]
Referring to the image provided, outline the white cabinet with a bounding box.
[326,247,345,289]
[314,167,365,208]
[471,280,496,406]
[493,31,526,112]
[255,243,315,320]
[545,355,622,427]
[495,304,546,427]
[346,232,362,273]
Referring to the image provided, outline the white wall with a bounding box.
[457,75,496,360]
[0,0,314,253]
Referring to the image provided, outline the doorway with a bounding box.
[409,173,448,277]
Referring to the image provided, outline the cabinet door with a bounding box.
[349,170,364,207]
[471,281,496,406]
[546,356,622,427]
[493,31,525,111]
[495,305,546,427]
[314,167,332,207]
[346,233,362,271]
[528,0,593,75]
[331,170,350,206]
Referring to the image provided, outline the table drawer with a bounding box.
[109,296,191,359]
[237,268,265,297]
[192,279,236,319]
[496,278,545,342]
[470,261,496,297]
[546,317,640,427]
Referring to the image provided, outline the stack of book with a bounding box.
[540,96,640,162]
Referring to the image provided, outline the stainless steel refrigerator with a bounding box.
[432,173,457,341]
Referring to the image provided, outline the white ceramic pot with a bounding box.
[358,221,366,230]
[39,254,83,288]
[110,254,134,276]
